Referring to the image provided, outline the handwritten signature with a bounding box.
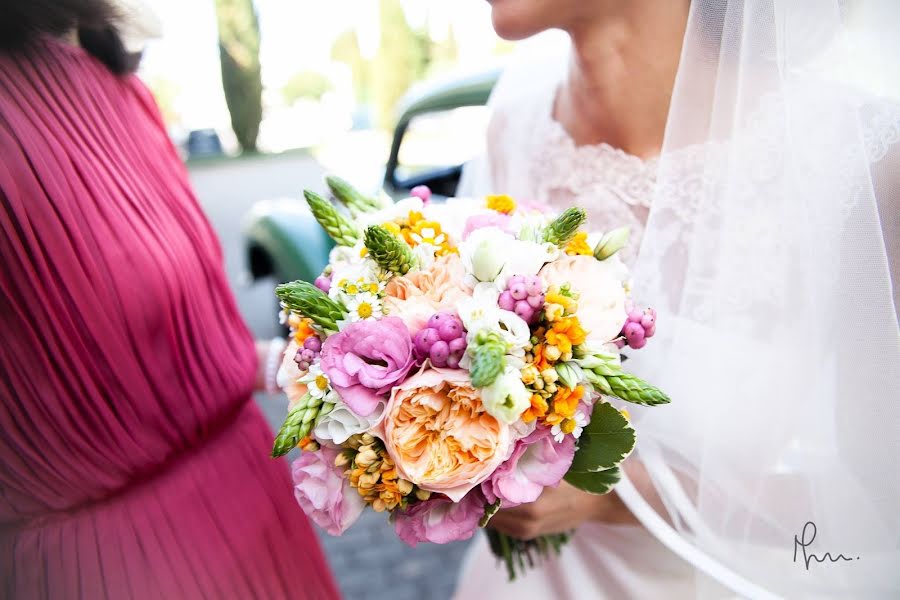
[793,521,859,569]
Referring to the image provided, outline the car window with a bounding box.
[396,106,490,183]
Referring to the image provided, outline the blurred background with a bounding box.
[136,1,512,598]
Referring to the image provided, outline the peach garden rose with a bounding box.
[381,366,512,502]
[383,254,470,334]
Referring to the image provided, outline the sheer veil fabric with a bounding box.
[463,1,900,597]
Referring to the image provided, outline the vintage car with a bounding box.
[242,68,500,286]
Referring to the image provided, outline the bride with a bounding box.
[456,0,900,598]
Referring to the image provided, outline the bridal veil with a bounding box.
[467,1,900,597]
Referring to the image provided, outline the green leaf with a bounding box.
[479,499,502,528]
[564,467,621,495]
[567,402,635,473]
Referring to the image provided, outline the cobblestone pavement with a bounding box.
[190,154,473,599]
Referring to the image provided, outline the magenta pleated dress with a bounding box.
[0,38,339,599]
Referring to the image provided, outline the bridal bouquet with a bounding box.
[271,177,670,579]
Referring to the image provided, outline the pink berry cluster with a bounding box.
[413,312,467,368]
[314,274,331,294]
[410,185,432,203]
[498,275,544,324]
[294,336,322,371]
[619,306,656,350]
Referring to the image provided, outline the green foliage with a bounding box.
[563,468,622,495]
[275,281,347,333]
[543,207,587,247]
[427,26,459,75]
[372,0,430,129]
[364,225,416,275]
[331,29,371,103]
[271,393,322,457]
[215,0,263,152]
[282,71,333,105]
[326,175,382,214]
[469,332,507,388]
[304,190,360,247]
[567,402,636,474]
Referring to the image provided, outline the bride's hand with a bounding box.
[488,481,639,540]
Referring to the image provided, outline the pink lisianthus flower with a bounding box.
[319,317,415,417]
[393,490,486,546]
[292,447,365,536]
[462,212,513,240]
[482,427,575,507]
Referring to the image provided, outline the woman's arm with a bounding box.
[254,337,287,393]
[487,457,665,539]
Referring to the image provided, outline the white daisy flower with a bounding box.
[551,411,588,443]
[299,364,331,399]
[344,292,383,322]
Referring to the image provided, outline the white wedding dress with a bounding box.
[456,1,900,594]
[454,61,713,600]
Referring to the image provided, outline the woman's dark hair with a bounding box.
[0,0,139,74]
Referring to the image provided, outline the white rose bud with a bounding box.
[481,367,531,424]
[593,227,631,261]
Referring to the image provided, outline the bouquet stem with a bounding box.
[485,529,571,581]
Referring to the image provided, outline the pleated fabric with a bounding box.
[0,37,339,599]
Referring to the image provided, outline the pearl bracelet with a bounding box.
[264,337,288,394]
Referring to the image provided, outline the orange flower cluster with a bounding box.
[382,211,456,256]
[338,434,430,513]
[545,317,587,358]
[288,314,316,345]
[485,194,516,214]
[520,283,588,428]
[544,385,584,427]
[565,231,593,256]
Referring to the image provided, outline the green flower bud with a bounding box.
[593,226,630,261]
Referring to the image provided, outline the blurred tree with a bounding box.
[214,0,262,153]
[427,24,459,76]
[331,30,371,103]
[282,71,333,105]
[372,0,429,129]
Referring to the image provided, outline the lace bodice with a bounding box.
[469,75,659,265]
[530,115,657,263]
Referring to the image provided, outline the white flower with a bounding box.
[329,260,380,301]
[459,227,559,289]
[344,292,383,322]
[411,242,438,270]
[328,241,368,275]
[481,367,531,424]
[551,411,588,443]
[299,364,331,399]
[515,213,552,243]
[314,399,385,445]
[423,197,486,240]
[496,240,559,289]
[356,196,424,229]
[459,227,510,284]
[457,283,502,331]
[458,283,531,368]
